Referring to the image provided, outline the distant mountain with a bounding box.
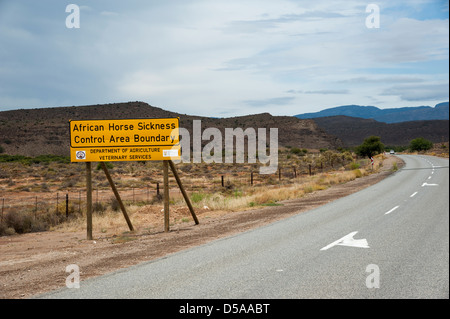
[312,116,449,147]
[295,102,449,123]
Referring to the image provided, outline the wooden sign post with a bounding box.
[162,160,199,232]
[86,162,93,240]
[168,160,199,225]
[100,162,134,232]
[163,160,170,232]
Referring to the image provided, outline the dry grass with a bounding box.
[1,151,388,236]
[56,204,144,233]
[51,160,382,235]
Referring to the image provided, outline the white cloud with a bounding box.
[381,83,449,101]
[0,0,448,116]
[244,96,296,107]
[100,11,119,17]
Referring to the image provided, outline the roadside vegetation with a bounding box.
[0,138,447,237]
[0,148,380,236]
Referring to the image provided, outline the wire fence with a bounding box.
[0,186,161,222]
[0,157,372,226]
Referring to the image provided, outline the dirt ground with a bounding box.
[0,156,404,299]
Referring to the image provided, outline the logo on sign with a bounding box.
[76,151,86,160]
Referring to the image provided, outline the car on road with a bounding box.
[390,149,395,154]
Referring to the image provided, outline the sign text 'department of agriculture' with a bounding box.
[69,118,180,162]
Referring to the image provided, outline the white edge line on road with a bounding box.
[410,192,418,198]
[385,205,400,215]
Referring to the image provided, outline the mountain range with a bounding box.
[0,102,341,157]
[0,101,448,157]
[295,102,449,124]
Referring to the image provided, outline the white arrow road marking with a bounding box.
[422,182,439,187]
[320,231,369,251]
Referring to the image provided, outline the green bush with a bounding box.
[290,147,307,156]
[290,147,302,154]
[392,162,398,171]
[191,192,205,203]
[97,162,114,170]
[409,138,433,152]
[355,136,384,158]
[349,162,360,170]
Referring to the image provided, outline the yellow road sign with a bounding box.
[70,118,180,162]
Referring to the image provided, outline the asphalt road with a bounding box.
[39,155,449,299]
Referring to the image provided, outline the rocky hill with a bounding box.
[0,101,342,157]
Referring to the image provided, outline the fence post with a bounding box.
[1,198,4,224]
[66,193,69,219]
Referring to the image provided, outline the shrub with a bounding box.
[0,223,15,236]
[39,210,64,228]
[355,136,384,158]
[353,169,362,178]
[290,147,307,156]
[349,162,360,170]
[303,185,314,193]
[409,138,433,152]
[93,202,106,214]
[392,162,398,171]
[191,192,205,203]
[4,210,34,234]
[110,196,121,211]
[291,147,302,154]
[96,162,114,170]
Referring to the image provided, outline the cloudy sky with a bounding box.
[0,0,448,117]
